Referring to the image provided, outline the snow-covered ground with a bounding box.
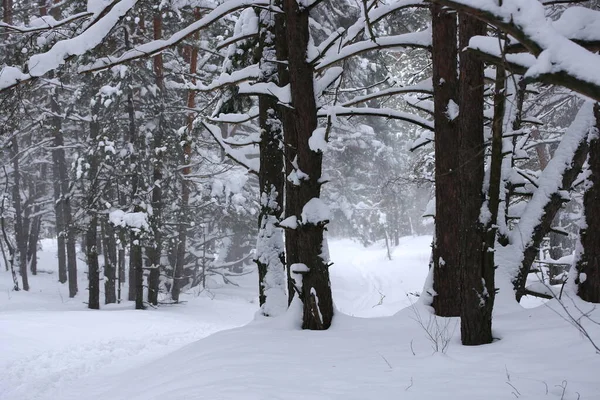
[1,236,599,400]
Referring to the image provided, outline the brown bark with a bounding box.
[146,10,166,307]
[575,104,600,303]
[457,14,493,345]
[87,104,101,310]
[282,0,333,330]
[430,4,461,317]
[173,8,201,304]
[256,4,286,311]
[275,4,297,305]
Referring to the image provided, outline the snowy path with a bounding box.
[0,236,432,400]
[2,236,599,400]
[0,303,256,400]
[329,236,431,316]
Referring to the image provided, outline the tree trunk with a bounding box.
[27,163,45,276]
[125,73,140,303]
[146,10,165,307]
[173,9,200,304]
[282,0,333,330]
[27,215,41,275]
[87,215,100,310]
[51,93,78,298]
[103,219,117,304]
[574,104,600,303]
[430,3,461,317]
[457,14,493,345]
[87,104,101,310]
[274,5,297,306]
[256,3,287,316]
[11,136,29,291]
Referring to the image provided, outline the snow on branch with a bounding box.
[315,29,431,71]
[341,78,433,107]
[0,0,139,92]
[0,12,92,34]
[496,101,596,298]
[315,67,343,99]
[167,64,261,92]
[202,121,259,173]
[238,82,291,105]
[207,108,259,125]
[80,0,269,73]
[318,106,434,131]
[431,0,600,101]
[322,0,426,64]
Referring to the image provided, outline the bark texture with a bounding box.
[282,0,333,329]
[256,4,287,316]
[457,14,493,345]
[430,4,461,317]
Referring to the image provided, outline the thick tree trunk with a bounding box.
[282,0,333,330]
[274,6,297,305]
[457,15,493,345]
[430,4,461,317]
[256,4,287,316]
[575,104,600,303]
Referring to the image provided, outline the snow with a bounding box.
[496,102,596,294]
[448,0,600,98]
[316,29,431,71]
[279,215,298,229]
[108,209,149,231]
[446,99,459,121]
[308,127,327,153]
[81,0,270,73]
[2,236,599,400]
[301,198,331,224]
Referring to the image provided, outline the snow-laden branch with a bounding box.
[506,7,600,54]
[0,12,92,33]
[318,106,433,131]
[311,0,425,64]
[238,82,291,105]
[341,78,432,107]
[431,0,600,101]
[315,29,431,71]
[496,101,596,300]
[0,0,139,92]
[80,0,269,73]
[202,121,259,173]
[167,64,261,92]
[207,108,259,125]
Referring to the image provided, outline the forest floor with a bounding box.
[1,236,598,400]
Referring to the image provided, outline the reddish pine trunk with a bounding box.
[281,0,333,329]
[457,15,493,345]
[430,4,461,317]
